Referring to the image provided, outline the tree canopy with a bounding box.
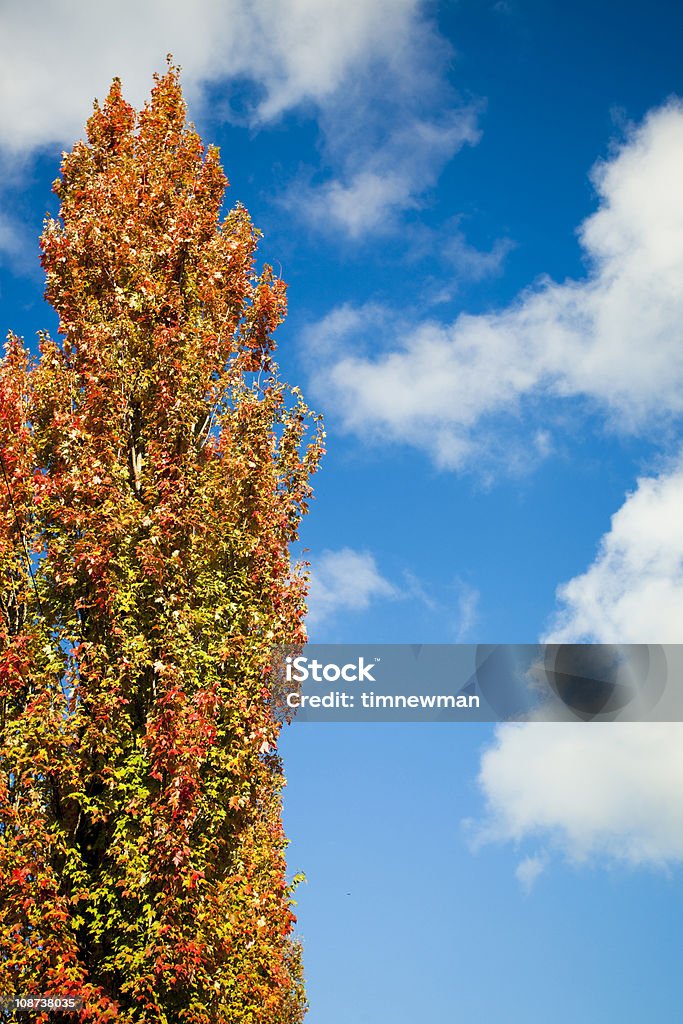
[0,64,323,1023]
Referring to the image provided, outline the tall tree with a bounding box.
[0,65,323,1023]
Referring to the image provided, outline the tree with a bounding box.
[0,64,323,1023]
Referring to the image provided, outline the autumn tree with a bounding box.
[0,65,323,1023]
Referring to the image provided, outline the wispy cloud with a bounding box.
[0,213,21,258]
[422,220,514,292]
[306,547,397,626]
[278,2,484,239]
[297,108,482,238]
[304,102,683,469]
[399,571,481,639]
[454,579,480,641]
[515,855,546,893]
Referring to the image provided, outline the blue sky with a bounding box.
[1,2,683,1020]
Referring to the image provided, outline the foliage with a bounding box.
[0,65,323,1023]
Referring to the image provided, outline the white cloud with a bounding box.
[306,101,683,468]
[0,1,429,153]
[306,548,396,626]
[475,722,683,870]
[475,462,683,880]
[0,2,480,241]
[545,459,683,643]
